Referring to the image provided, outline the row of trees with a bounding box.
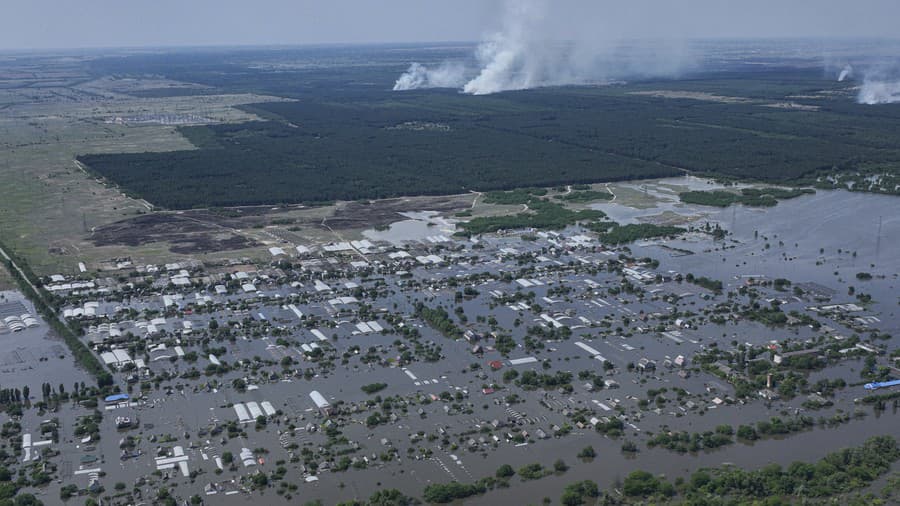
[416,436,899,504]
[414,304,463,340]
[623,435,899,501]
[0,241,111,388]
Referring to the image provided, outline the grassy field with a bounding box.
[0,57,291,275]
[0,262,15,291]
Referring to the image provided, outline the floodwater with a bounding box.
[0,290,92,389]
[595,179,900,331]
[165,406,900,505]
[362,211,458,245]
[21,179,900,505]
[461,409,900,505]
[176,180,899,501]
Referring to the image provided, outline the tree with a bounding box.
[97,372,114,388]
[518,463,546,480]
[621,440,638,453]
[423,482,486,503]
[366,412,385,427]
[60,484,78,500]
[251,471,268,489]
[361,383,388,395]
[737,424,758,441]
[560,480,600,506]
[367,489,413,506]
[623,470,663,497]
[496,464,515,478]
[0,482,17,501]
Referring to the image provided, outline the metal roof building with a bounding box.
[309,390,330,410]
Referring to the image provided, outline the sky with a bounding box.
[2,0,900,51]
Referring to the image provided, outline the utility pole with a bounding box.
[875,215,882,260]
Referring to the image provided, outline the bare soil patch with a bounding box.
[91,214,258,254]
[321,196,470,231]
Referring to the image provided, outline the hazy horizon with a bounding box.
[3,0,900,51]
[4,36,900,55]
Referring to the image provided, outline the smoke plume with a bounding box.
[393,0,691,95]
[463,0,550,95]
[854,63,900,104]
[838,64,853,82]
[858,79,900,104]
[393,62,467,91]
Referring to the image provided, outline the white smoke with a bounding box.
[393,62,467,91]
[838,64,853,82]
[463,0,549,95]
[853,63,900,104]
[393,0,692,95]
[858,80,900,104]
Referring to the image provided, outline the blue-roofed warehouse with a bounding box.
[104,393,130,403]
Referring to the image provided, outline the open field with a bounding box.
[0,262,15,290]
[0,55,291,274]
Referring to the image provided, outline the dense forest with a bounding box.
[78,50,900,209]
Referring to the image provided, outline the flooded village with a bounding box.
[2,179,898,505]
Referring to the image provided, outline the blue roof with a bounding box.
[864,379,900,390]
[104,393,130,402]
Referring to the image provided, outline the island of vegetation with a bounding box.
[679,187,815,207]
